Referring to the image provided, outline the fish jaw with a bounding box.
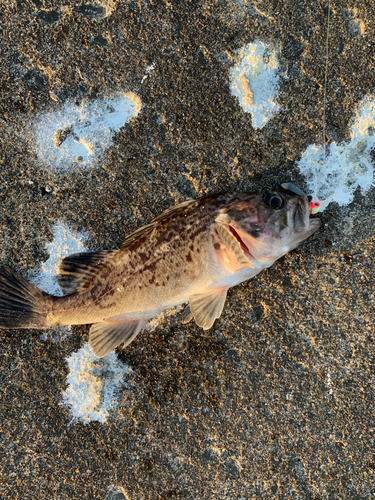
[279,217,321,253]
[234,217,321,262]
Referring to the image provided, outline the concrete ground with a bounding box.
[0,0,374,499]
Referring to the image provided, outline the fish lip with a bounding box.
[293,199,309,232]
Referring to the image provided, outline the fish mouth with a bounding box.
[293,206,306,230]
[280,183,310,231]
[293,200,309,232]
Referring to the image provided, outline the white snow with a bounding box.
[30,220,88,342]
[229,41,281,128]
[29,221,131,422]
[30,91,142,169]
[298,96,375,210]
[63,343,131,423]
[31,220,88,296]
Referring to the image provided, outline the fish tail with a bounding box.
[0,266,53,329]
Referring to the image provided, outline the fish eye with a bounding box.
[263,192,283,209]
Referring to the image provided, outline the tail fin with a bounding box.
[0,266,52,329]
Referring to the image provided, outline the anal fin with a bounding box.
[189,288,228,330]
[89,316,146,358]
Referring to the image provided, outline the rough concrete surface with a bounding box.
[0,0,374,499]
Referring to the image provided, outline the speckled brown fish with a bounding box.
[0,188,320,357]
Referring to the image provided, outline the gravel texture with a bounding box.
[0,0,374,499]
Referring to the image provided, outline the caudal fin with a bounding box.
[0,266,52,329]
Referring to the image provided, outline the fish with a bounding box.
[0,186,320,358]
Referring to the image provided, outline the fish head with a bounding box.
[215,189,321,263]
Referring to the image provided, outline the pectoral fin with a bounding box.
[189,288,228,330]
[89,317,147,358]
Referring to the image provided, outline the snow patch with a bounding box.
[298,96,375,210]
[63,343,131,424]
[31,220,88,296]
[30,220,88,342]
[31,92,141,169]
[229,41,280,128]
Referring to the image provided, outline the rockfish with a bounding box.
[0,186,320,357]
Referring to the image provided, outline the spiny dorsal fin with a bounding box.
[152,198,198,222]
[58,250,119,295]
[215,223,254,269]
[89,316,147,357]
[189,287,228,330]
[120,199,199,250]
[120,222,157,250]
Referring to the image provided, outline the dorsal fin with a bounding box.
[58,250,118,295]
[120,222,157,249]
[152,198,198,222]
[120,198,199,250]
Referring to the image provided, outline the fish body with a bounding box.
[0,190,320,357]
